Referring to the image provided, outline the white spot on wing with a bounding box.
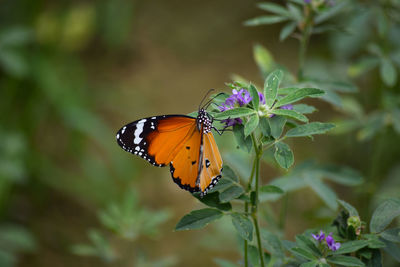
[121,126,126,134]
[133,119,146,144]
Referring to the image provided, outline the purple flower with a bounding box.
[222,118,243,127]
[326,233,341,251]
[258,92,266,105]
[304,0,311,3]
[232,89,252,106]
[218,103,232,112]
[312,230,325,242]
[280,104,293,110]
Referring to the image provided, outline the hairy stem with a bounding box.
[244,157,257,267]
[251,133,265,267]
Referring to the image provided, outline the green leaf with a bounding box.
[249,84,259,110]
[305,176,338,210]
[244,16,288,26]
[259,117,271,137]
[365,234,386,249]
[264,69,283,107]
[219,185,245,203]
[244,114,259,137]
[300,261,318,267]
[292,104,317,114]
[370,198,400,233]
[280,21,297,41]
[314,1,347,24]
[233,124,252,152]
[295,235,321,257]
[276,88,324,107]
[222,165,238,182]
[380,57,397,87]
[270,109,308,122]
[317,165,363,186]
[274,142,294,169]
[253,44,274,75]
[257,2,290,17]
[196,192,232,211]
[175,208,223,231]
[230,213,253,241]
[261,230,284,258]
[260,185,284,194]
[332,240,369,254]
[338,199,359,217]
[215,107,255,120]
[289,247,316,260]
[327,255,365,266]
[286,122,335,137]
[268,115,286,139]
[382,239,400,262]
[380,228,400,243]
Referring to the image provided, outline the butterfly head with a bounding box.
[197,108,212,134]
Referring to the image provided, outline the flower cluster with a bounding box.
[218,88,295,127]
[312,230,341,251]
[218,88,257,126]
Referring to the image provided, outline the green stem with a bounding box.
[245,155,257,267]
[250,133,265,267]
[298,6,313,81]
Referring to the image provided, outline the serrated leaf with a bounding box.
[257,2,290,17]
[280,21,297,41]
[380,228,400,243]
[338,199,359,217]
[327,255,365,266]
[274,142,294,169]
[293,104,317,114]
[244,114,259,137]
[219,185,245,203]
[286,122,335,137]
[290,247,316,260]
[233,124,252,152]
[244,16,288,26]
[259,116,271,137]
[370,198,400,233]
[264,69,283,107]
[268,115,286,139]
[175,208,223,231]
[305,176,338,210]
[275,88,324,107]
[270,109,308,122]
[230,213,253,241]
[249,84,259,110]
[215,107,256,120]
[260,185,284,194]
[295,235,321,257]
[331,240,369,255]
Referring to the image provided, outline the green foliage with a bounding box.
[175,208,223,231]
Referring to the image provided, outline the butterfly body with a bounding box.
[116,109,222,196]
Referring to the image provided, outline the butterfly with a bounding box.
[116,95,223,197]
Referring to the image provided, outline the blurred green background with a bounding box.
[0,0,399,266]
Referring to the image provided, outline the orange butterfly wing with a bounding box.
[198,131,223,194]
[116,113,223,195]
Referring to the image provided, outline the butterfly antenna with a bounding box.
[203,92,226,110]
[198,89,215,111]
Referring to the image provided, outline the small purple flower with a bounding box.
[280,104,293,110]
[304,0,311,3]
[312,230,325,242]
[258,92,266,105]
[233,89,252,106]
[222,118,243,127]
[225,95,237,107]
[218,103,232,112]
[326,233,341,251]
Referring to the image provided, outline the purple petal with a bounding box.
[258,92,266,105]
[326,234,334,246]
[280,104,293,110]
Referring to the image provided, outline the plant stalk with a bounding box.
[250,133,265,267]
